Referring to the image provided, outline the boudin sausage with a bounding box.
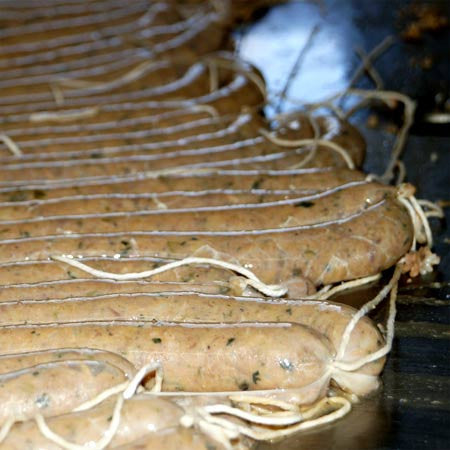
[113,427,228,450]
[0,348,136,378]
[0,359,129,424]
[0,293,384,377]
[0,322,333,399]
[1,395,187,450]
[0,167,364,204]
[0,183,413,287]
[0,182,390,238]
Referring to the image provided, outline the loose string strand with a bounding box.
[334,266,400,372]
[259,127,355,169]
[33,362,163,450]
[35,395,124,450]
[52,255,287,298]
[30,106,100,123]
[200,396,351,441]
[203,404,302,426]
[397,183,443,249]
[335,264,402,363]
[312,273,381,300]
[289,114,321,169]
[56,60,167,91]
[0,134,22,156]
[0,419,14,444]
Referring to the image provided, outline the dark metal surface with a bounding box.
[237,1,450,448]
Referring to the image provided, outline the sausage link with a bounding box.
[114,427,228,450]
[0,359,128,424]
[0,322,333,396]
[0,294,383,377]
[0,348,136,379]
[0,182,392,238]
[0,194,413,287]
[1,395,185,449]
[0,168,364,204]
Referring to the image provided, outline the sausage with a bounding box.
[0,191,312,222]
[0,112,261,157]
[0,61,212,105]
[0,7,204,87]
[0,255,247,293]
[270,113,366,168]
[0,167,364,203]
[0,359,129,424]
[3,113,250,155]
[114,427,228,450]
[0,0,174,25]
[0,5,226,74]
[0,113,259,161]
[0,104,223,135]
[0,293,383,377]
[1,395,187,450]
[0,3,177,46]
[0,62,211,110]
[0,69,263,118]
[0,120,360,180]
[0,182,389,237]
[0,112,364,171]
[0,321,333,399]
[0,184,413,287]
[0,196,412,287]
[0,348,136,379]
[0,278,232,302]
[0,105,263,159]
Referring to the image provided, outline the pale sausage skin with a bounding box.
[0,133,360,182]
[0,348,136,378]
[2,113,260,158]
[0,0,194,48]
[114,427,228,450]
[0,253,317,298]
[0,182,392,238]
[1,395,187,450]
[0,194,413,287]
[0,10,229,94]
[0,294,383,376]
[0,106,233,137]
[0,359,128,424]
[0,278,233,302]
[0,111,364,170]
[0,69,263,119]
[0,168,365,205]
[0,322,333,395]
[1,178,374,232]
[0,2,186,47]
[0,115,365,181]
[0,66,263,121]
